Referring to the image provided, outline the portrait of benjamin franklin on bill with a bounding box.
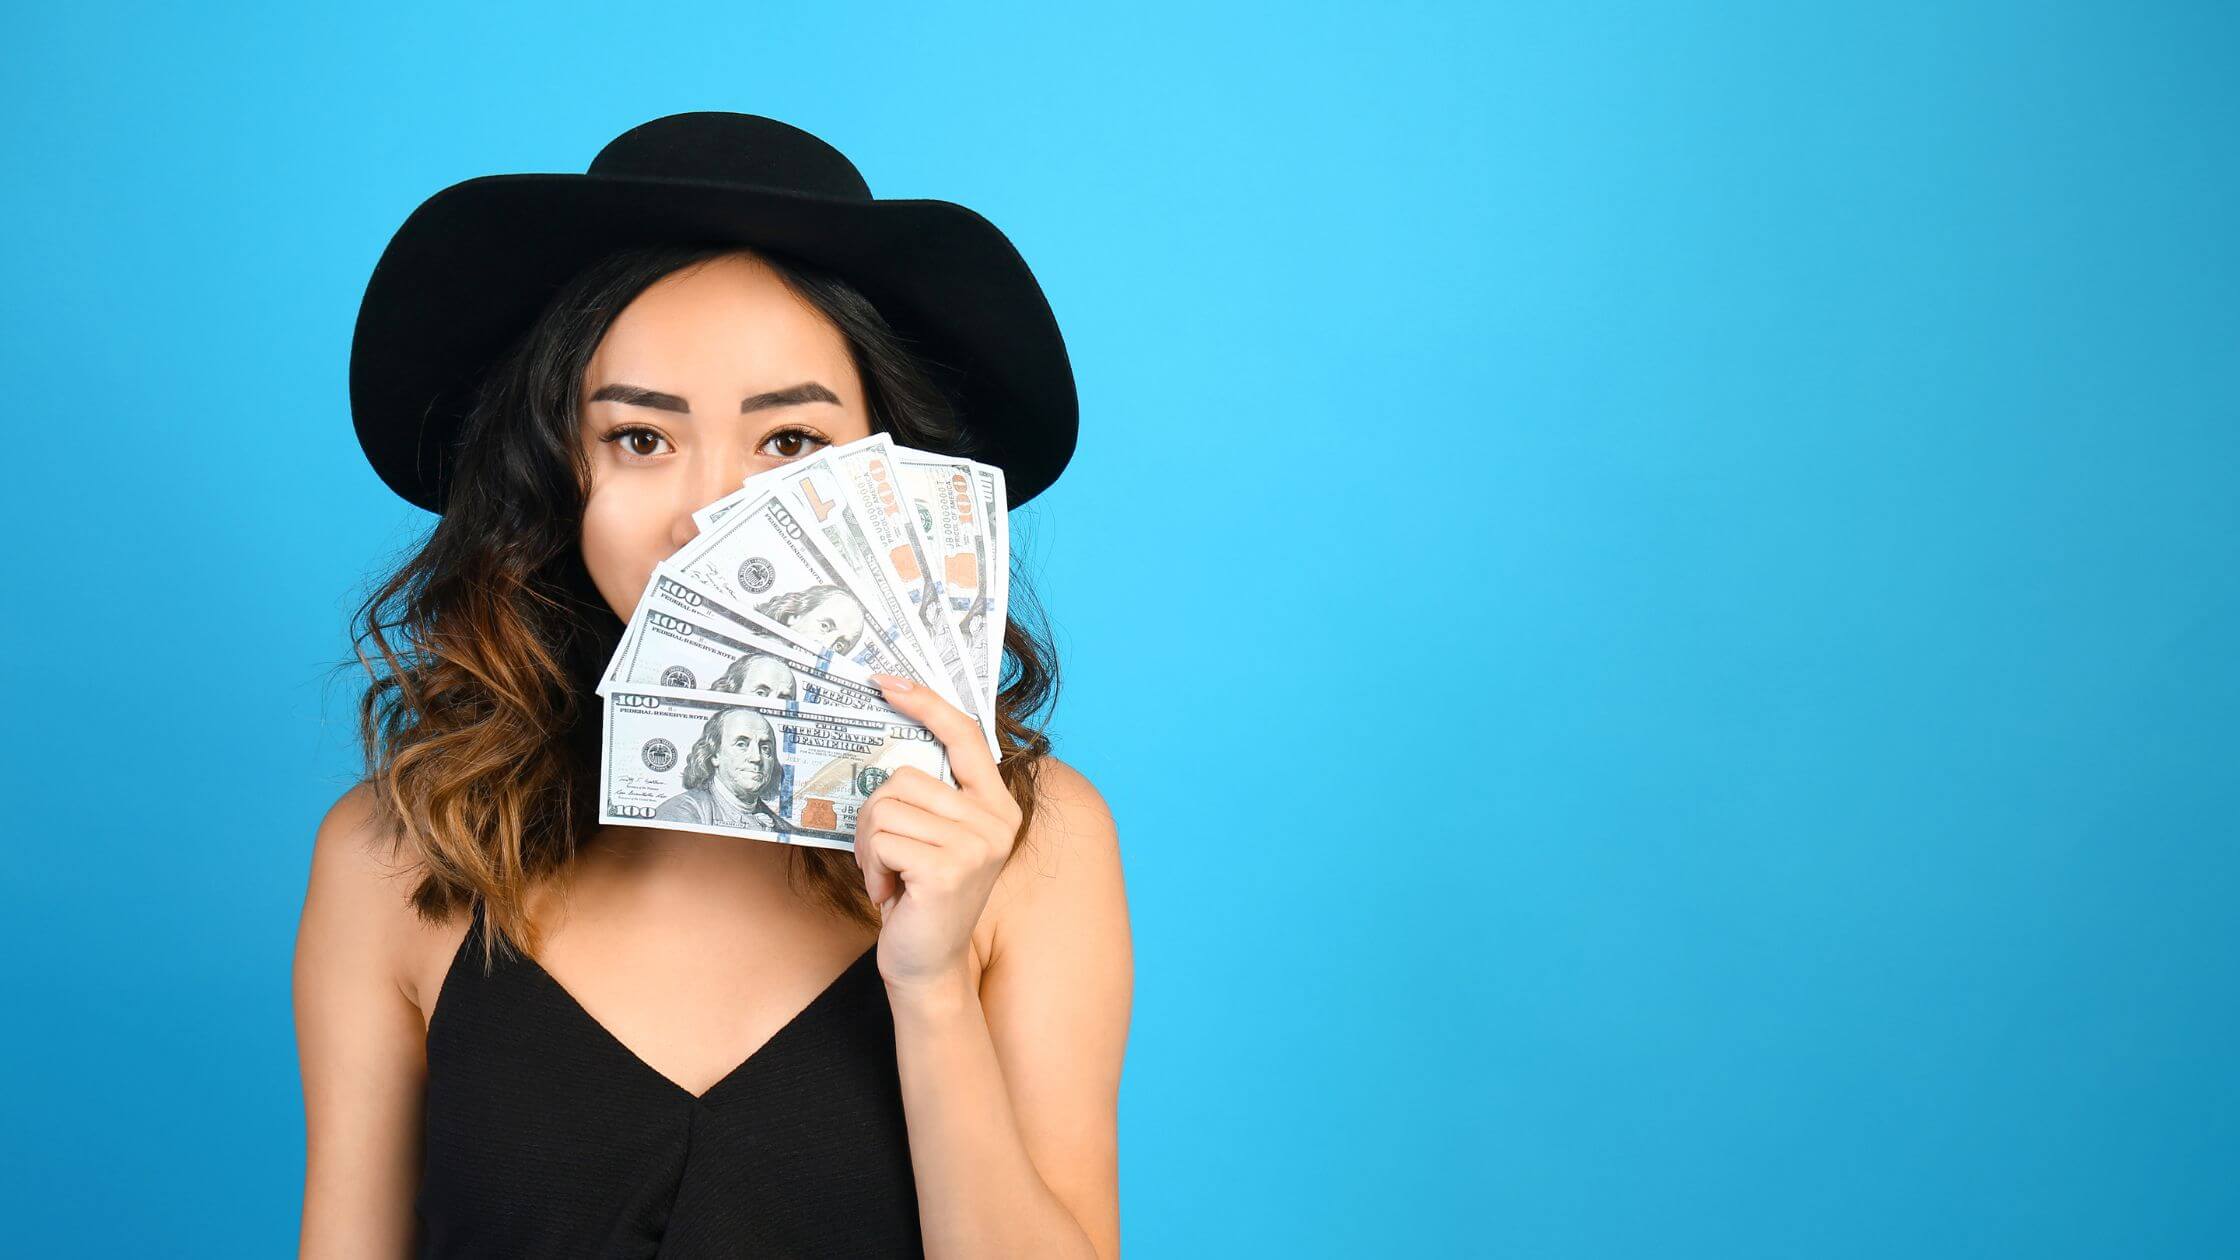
[959,598,989,662]
[710,650,798,703]
[653,706,788,832]
[755,583,865,657]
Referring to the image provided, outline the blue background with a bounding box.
[3,2,2233,1255]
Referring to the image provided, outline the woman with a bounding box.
[293,113,1133,1258]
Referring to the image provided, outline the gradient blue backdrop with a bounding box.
[3,2,2233,1255]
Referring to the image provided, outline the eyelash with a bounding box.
[597,424,830,462]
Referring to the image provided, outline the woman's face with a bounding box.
[579,251,875,623]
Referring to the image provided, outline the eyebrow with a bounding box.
[587,381,841,414]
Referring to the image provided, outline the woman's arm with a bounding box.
[889,759,1133,1259]
[854,679,1134,1259]
[292,784,427,1258]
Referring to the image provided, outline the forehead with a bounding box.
[585,253,858,395]
[717,709,771,740]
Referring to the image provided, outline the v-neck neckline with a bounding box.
[515,932,881,1109]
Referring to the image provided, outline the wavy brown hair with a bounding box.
[339,241,1060,972]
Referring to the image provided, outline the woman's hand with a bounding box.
[854,674,1021,995]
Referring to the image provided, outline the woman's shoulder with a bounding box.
[985,755,1126,959]
[298,782,462,1013]
[1025,755,1115,840]
[303,783,412,933]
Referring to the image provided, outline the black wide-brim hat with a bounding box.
[350,111,1077,514]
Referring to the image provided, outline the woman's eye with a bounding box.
[759,428,828,459]
[600,426,672,460]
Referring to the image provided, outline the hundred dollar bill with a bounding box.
[688,443,1008,749]
[894,449,994,703]
[666,483,932,687]
[599,683,951,852]
[602,569,887,712]
[968,458,1009,694]
[769,446,979,729]
[827,436,991,746]
[686,444,974,726]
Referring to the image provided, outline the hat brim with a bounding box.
[349,172,1077,513]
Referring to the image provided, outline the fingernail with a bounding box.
[871,673,915,692]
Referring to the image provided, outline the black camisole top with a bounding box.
[416,898,925,1257]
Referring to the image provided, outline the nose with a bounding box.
[667,448,760,552]
[667,499,702,553]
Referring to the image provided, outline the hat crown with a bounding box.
[355,113,1076,513]
[587,111,872,201]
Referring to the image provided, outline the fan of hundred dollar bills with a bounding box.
[594,434,1008,853]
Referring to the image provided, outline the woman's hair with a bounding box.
[339,241,1060,972]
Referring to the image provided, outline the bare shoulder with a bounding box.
[985,754,1129,967]
[1028,756,1118,846]
[292,782,443,1253]
[976,755,1132,1259]
[296,782,423,1002]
